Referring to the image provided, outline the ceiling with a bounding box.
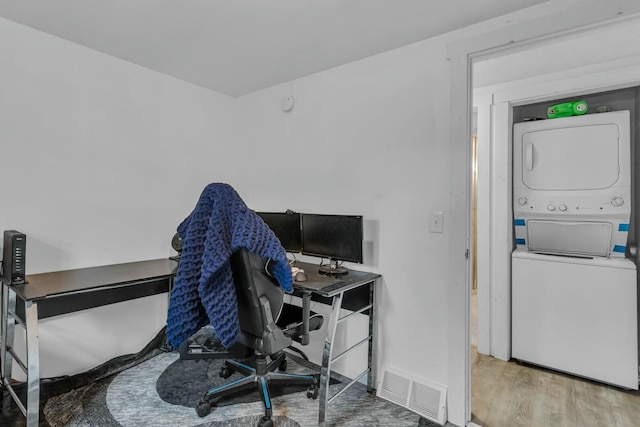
[0,0,548,97]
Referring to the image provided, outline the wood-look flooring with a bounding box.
[471,346,640,427]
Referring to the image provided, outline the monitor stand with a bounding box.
[318,259,349,276]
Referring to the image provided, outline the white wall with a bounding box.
[0,17,237,377]
[232,39,454,386]
[1,13,457,388]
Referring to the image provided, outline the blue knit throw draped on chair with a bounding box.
[166,183,292,348]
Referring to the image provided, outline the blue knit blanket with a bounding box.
[166,183,292,348]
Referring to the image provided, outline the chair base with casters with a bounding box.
[196,352,319,426]
[194,248,323,427]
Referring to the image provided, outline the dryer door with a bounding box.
[521,124,620,191]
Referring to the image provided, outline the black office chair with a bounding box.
[195,248,323,427]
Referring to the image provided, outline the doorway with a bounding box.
[468,17,640,427]
[444,5,640,425]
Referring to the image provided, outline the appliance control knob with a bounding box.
[559,205,567,211]
[518,197,528,206]
[611,197,624,207]
[547,204,556,211]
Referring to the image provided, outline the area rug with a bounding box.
[44,352,314,427]
[3,348,431,426]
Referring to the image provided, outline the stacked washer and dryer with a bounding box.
[512,110,639,390]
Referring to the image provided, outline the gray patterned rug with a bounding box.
[2,351,440,426]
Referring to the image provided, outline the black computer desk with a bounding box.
[0,258,178,427]
[1,258,380,427]
[290,260,381,427]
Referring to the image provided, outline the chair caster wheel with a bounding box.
[219,366,233,379]
[257,416,273,427]
[278,360,287,371]
[196,401,211,417]
[306,384,319,399]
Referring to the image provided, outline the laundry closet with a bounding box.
[511,88,640,390]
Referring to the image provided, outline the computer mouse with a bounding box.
[295,271,308,282]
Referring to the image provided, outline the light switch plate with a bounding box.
[429,211,444,233]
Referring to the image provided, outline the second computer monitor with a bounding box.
[301,214,363,268]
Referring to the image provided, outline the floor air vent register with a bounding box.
[377,366,447,425]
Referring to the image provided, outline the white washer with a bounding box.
[512,249,638,389]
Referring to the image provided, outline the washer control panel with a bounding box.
[514,192,630,216]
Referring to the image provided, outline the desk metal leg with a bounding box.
[1,290,40,427]
[318,292,343,427]
[24,301,40,427]
[1,281,7,381]
[367,281,377,393]
[1,284,16,412]
[0,282,3,370]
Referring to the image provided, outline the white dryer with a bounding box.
[511,110,638,390]
[513,110,631,257]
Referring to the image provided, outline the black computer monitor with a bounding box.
[256,211,302,253]
[301,214,363,275]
